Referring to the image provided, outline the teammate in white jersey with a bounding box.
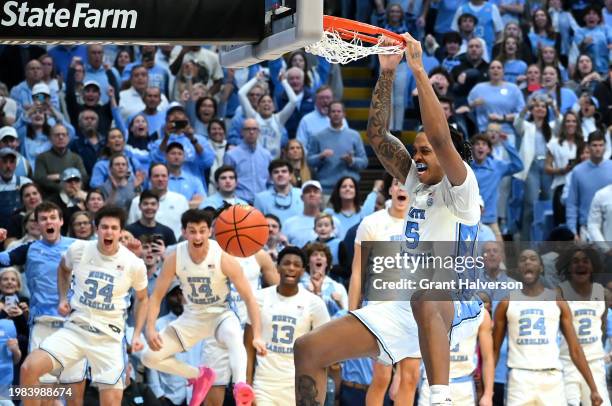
[348,175,422,405]
[20,206,149,406]
[142,209,266,406]
[203,250,278,406]
[419,307,494,406]
[557,246,611,406]
[493,249,603,406]
[294,34,483,406]
[245,246,330,406]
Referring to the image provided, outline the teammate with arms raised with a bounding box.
[294,33,482,406]
[557,246,610,406]
[142,209,266,406]
[19,206,149,406]
[493,249,603,406]
[245,246,330,405]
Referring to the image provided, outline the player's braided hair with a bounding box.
[449,125,473,164]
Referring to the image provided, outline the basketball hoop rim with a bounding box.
[322,15,406,46]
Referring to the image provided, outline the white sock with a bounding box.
[216,315,247,383]
[429,385,451,406]
[141,329,199,379]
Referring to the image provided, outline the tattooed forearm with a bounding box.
[296,375,322,406]
[367,70,411,183]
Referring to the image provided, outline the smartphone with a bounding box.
[4,295,18,308]
[173,120,189,131]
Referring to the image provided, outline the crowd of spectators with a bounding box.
[0,0,611,404]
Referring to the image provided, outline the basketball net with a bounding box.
[306,29,404,64]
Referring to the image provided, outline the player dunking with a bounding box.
[19,206,149,406]
[142,209,266,406]
[294,33,482,406]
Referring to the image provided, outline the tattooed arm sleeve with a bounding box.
[366,70,411,184]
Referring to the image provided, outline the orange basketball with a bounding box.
[214,204,269,257]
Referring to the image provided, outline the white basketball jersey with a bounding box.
[253,285,330,384]
[559,281,606,361]
[449,315,480,378]
[355,208,405,244]
[230,255,261,324]
[175,240,230,315]
[65,240,147,340]
[403,161,480,245]
[507,289,562,370]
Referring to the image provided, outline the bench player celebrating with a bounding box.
[20,206,149,406]
[294,33,483,406]
[201,249,278,405]
[557,246,611,406]
[245,246,330,405]
[0,202,86,406]
[348,175,422,405]
[493,249,603,406]
[142,209,266,406]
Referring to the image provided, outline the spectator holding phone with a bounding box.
[150,103,214,186]
[0,267,28,365]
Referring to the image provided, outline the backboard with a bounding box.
[219,0,323,68]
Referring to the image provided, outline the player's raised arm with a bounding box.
[403,33,467,186]
[558,297,604,406]
[492,299,509,366]
[366,43,411,184]
[255,249,280,287]
[146,251,177,351]
[221,252,267,356]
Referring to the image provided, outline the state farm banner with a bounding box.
[0,0,264,44]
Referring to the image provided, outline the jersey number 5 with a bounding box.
[404,221,420,249]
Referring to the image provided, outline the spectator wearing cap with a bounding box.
[283,180,343,248]
[0,148,32,227]
[307,101,368,195]
[127,163,189,240]
[83,45,118,105]
[165,142,207,209]
[574,5,612,75]
[296,86,347,154]
[119,65,169,123]
[47,167,87,234]
[150,103,214,186]
[451,0,503,57]
[69,109,105,175]
[0,127,31,179]
[33,123,88,196]
[66,57,117,136]
[566,131,612,239]
[223,118,272,204]
[199,166,248,210]
[470,133,523,241]
[254,159,304,224]
[9,59,60,111]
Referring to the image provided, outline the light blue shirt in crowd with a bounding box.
[468,82,525,142]
[199,193,248,210]
[503,60,527,84]
[168,170,207,201]
[223,141,272,203]
[284,213,343,248]
[150,133,215,185]
[0,319,16,387]
[574,25,612,74]
[566,159,612,233]
[84,63,112,104]
[254,187,304,224]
